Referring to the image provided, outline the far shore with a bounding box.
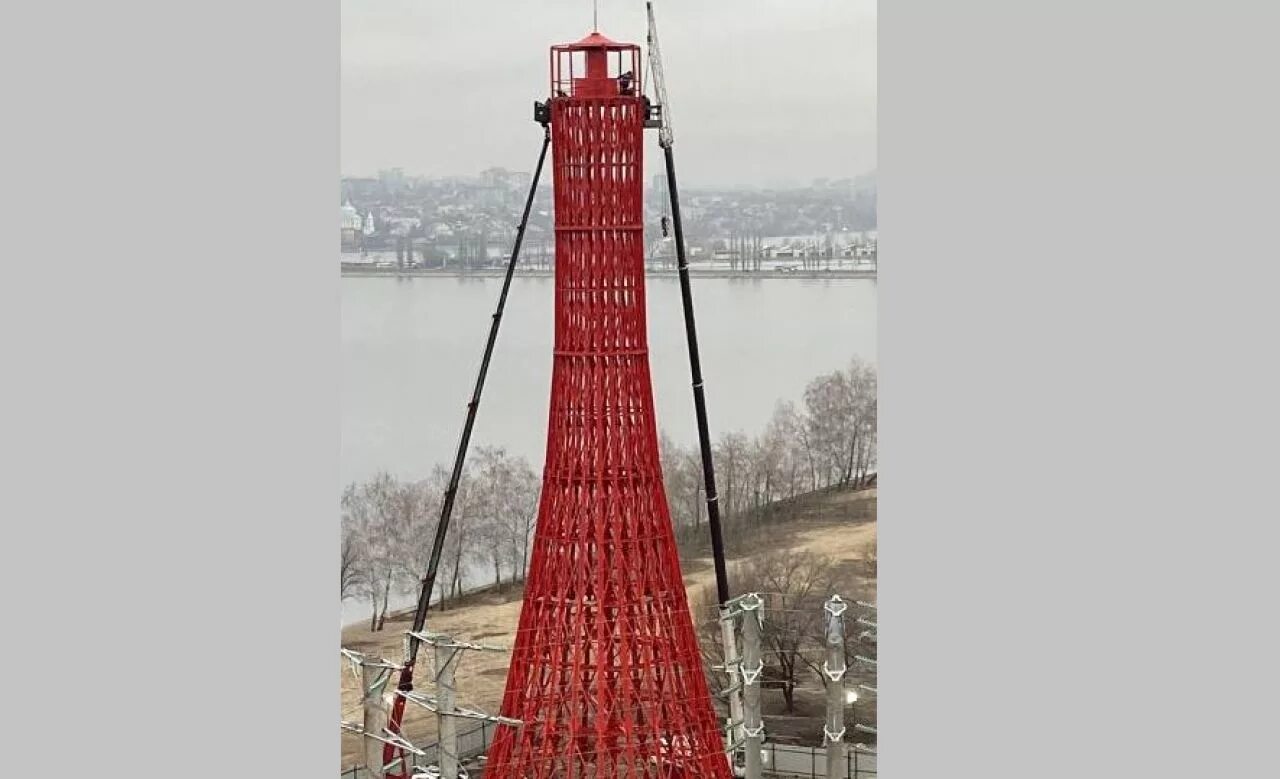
[341,265,877,280]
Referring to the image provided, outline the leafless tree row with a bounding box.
[340,446,539,630]
[662,356,877,533]
[340,357,874,631]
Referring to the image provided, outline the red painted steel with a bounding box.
[484,31,730,779]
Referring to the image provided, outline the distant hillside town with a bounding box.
[341,167,877,272]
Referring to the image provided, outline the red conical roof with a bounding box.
[573,31,620,47]
[545,30,634,50]
[552,30,635,50]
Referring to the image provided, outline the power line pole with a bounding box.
[398,631,522,779]
[362,657,394,777]
[822,595,849,779]
[436,642,459,779]
[340,649,424,778]
[716,595,757,773]
[720,605,746,760]
[740,593,764,779]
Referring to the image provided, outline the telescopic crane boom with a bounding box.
[645,0,743,763]
[645,0,729,612]
[646,2,674,149]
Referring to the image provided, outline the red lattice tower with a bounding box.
[484,31,730,779]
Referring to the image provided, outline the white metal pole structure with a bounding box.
[437,642,459,779]
[364,658,394,777]
[738,592,765,779]
[822,595,849,779]
[399,630,522,779]
[719,604,747,758]
[340,649,423,779]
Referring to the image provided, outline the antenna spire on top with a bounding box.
[593,0,599,32]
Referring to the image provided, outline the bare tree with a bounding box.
[747,428,785,511]
[340,471,445,631]
[390,478,439,600]
[473,447,514,587]
[769,400,817,494]
[827,357,874,487]
[804,371,855,487]
[660,432,703,534]
[367,473,408,630]
[734,548,849,713]
[507,458,541,582]
[470,446,541,588]
[427,463,483,608]
[340,524,363,601]
[847,358,878,486]
[715,431,752,517]
[692,585,732,698]
[342,474,400,631]
[800,360,878,489]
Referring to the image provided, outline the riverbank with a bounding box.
[340,265,877,280]
[339,484,877,769]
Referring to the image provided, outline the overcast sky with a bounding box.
[341,0,876,188]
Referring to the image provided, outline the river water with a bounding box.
[340,274,876,623]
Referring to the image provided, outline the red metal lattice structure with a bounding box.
[483,30,731,779]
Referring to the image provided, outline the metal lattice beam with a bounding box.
[483,28,728,779]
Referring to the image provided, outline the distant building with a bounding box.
[341,202,362,252]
